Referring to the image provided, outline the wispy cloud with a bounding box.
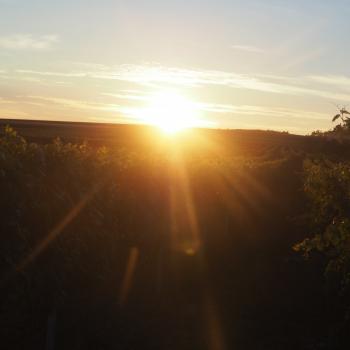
[100,90,329,124]
[16,69,83,77]
[0,97,17,105]
[100,65,281,92]
[16,64,282,93]
[14,63,350,104]
[0,34,59,50]
[198,103,330,134]
[200,104,328,120]
[101,92,150,102]
[230,45,265,53]
[23,95,142,119]
[100,65,350,102]
[0,109,30,119]
[308,75,350,88]
[26,96,115,111]
[0,98,30,118]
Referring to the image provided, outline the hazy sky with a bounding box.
[1,0,350,133]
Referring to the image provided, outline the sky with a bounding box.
[1,0,350,134]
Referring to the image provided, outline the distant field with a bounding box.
[0,118,343,157]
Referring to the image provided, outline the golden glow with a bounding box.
[139,91,203,134]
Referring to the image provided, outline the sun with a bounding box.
[140,91,201,134]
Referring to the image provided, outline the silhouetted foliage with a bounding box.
[294,159,350,342]
[1,122,350,349]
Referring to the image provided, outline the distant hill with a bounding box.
[0,118,348,157]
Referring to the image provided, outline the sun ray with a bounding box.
[166,140,202,255]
